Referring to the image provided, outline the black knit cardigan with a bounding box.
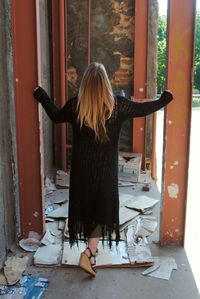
[33,87,173,247]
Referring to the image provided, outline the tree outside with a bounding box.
[157,11,200,105]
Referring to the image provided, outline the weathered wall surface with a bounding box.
[0,0,18,267]
[67,0,134,151]
[145,0,159,159]
[39,0,53,177]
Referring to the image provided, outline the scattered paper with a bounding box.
[118,181,135,187]
[56,170,70,188]
[119,206,139,226]
[0,276,49,299]
[46,189,69,204]
[142,256,177,280]
[127,236,154,264]
[34,244,62,265]
[127,216,158,238]
[47,203,69,219]
[119,193,134,207]
[125,195,159,213]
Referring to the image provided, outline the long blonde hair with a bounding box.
[76,62,115,143]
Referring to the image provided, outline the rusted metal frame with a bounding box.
[11,0,45,236]
[59,0,67,171]
[133,0,148,166]
[51,0,68,170]
[51,0,62,168]
[161,0,196,245]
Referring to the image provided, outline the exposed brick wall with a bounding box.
[67,0,135,152]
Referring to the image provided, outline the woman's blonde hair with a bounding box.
[76,62,114,143]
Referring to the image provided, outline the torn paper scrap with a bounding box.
[119,206,140,226]
[62,241,86,266]
[126,235,154,264]
[4,256,29,286]
[34,244,62,265]
[47,202,69,218]
[125,195,159,213]
[119,193,134,207]
[118,181,135,187]
[142,256,177,280]
[127,216,158,239]
[56,170,70,188]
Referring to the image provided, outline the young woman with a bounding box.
[33,62,173,277]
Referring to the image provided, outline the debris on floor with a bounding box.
[56,170,70,188]
[34,244,62,265]
[19,231,41,252]
[124,194,159,213]
[3,256,29,286]
[44,177,56,196]
[47,202,69,219]
[0,275,49,299]
[118,152,142,183]
[29,170,177,280]
[61,240,152,268]
[142,256,177,280]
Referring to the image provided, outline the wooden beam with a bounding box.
[133,0,148,163]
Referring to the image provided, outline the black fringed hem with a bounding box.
[68,221,120,249]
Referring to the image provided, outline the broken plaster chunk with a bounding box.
[19,238,41,252]
[56,170,70,188]
[47,202,69,219]
[167,183,179,199]
[46,189,69,204]
[34,244,62,265]
[44,177,56,195]
[4,255,29,285]
[41,228,62,246]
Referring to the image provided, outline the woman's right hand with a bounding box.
[33,86,46,102]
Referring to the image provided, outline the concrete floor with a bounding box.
[27,244,199,299]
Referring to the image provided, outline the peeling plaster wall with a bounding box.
[0,0,19,267]
[67,0,134,151]
[39,0,53,177]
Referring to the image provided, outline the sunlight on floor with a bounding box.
[185,109,200,294]
[156,109,200,294]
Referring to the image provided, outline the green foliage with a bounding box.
[157,16,167,93]
[157,12,200,93]
[194,11,200,91]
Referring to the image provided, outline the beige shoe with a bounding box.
[79,247,97,277]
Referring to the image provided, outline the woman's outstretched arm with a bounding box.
[118,91,173,122]
[33,86,76,123]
